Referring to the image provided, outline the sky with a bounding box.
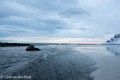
[0,0,120,44]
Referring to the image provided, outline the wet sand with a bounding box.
[74,45,120,80]
[0,47,96,80]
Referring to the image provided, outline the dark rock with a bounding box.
[26,45,40,51]
[0,43,31,47]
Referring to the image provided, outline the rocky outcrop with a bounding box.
[0,43,31,47]
[26,45,40,51]
[105,34,120,44]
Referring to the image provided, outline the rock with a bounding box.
[0,43,31,47]
[26,45,40,51]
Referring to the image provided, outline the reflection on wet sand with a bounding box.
[106,45,120,56]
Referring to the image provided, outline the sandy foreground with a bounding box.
[0,46,96,80]
[1,45,120,80]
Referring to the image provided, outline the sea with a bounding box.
[0,43,120,80]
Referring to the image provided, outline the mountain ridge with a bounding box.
[106,34,120,44]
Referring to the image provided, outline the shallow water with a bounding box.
[74,45,120,80]
[0,45,120,80]
[0,45,95,80]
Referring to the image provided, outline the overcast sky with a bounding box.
[0,0,120,44]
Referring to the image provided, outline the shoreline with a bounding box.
[1,42,120,47]
[0,47,96,80]
[0,43,31,47]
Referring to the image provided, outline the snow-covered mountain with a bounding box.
[105,34,120,44]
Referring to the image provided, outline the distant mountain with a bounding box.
[105,34,120,44]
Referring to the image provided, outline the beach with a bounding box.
[74,45,120,80]
[0,45,120,80]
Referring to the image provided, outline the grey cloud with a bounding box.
[15,0,78,12]
[0,0,67,37]
[60,8,90,18]
[1,0,120,43]
[78,28,87,31]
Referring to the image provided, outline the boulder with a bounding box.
[26,45,40,51]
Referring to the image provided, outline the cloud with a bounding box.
[60,8,90,18]
[0,0,120,43]
[0,36,104,44]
